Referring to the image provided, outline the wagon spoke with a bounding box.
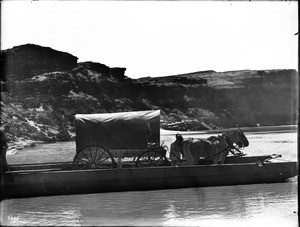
[98,156,110,163]
[81,150,93,163]
[154,157,163,165]
[88,147,94,162]
[95,152,112,165]
[94,146,99,162]
[135,149,168,167]
[150,157,156,165]
[149,157,155,165]
[94,150,105,164]
[91,146,98,163]
[140,156,149,162]
[73,145,116,169]
[96,148,105,162]
[76,157,90,164]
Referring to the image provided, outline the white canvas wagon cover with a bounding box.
[75,110,160,152]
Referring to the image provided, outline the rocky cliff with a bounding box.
[1,44,78,82]
[0,44,298,145]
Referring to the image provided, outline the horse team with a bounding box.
[170,129,249,166]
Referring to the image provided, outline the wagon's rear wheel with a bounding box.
[73,145,117,169]
[135,149,170,167]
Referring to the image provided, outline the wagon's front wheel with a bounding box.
[73,145,117,169]
[135,150,170,167]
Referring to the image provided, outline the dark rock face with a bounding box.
[111,67,126,78]
[136,69,298,129]
[0,44,298,144]
[1,44,78,81]
[75,62,126,79]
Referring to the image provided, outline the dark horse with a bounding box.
[170,129,249,165]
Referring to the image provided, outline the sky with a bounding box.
[1,1,298,78]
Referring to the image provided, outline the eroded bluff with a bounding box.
[1,44,298,144]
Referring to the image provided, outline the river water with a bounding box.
[0,130,298,226]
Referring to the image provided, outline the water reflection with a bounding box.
[1,181,297,226]
[1,196,82,226]
[161,182,297,226]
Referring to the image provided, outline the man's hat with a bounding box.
[176,134,183,142]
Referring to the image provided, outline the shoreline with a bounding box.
[161,125,297,135]
[6,125,297,165]
[7,125,297,156]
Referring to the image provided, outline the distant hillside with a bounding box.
[1,44,298,145]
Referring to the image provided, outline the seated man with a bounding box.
[0,128,8,174]
[169,134,184,166]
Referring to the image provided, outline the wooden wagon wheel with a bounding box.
[135,149,170,167]
[73,145,117,169]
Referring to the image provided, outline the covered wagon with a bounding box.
[73,110,170,168]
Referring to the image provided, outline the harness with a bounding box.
[176,130,245,162]
[179,136,232,159]
[208,135,232,159]
[224,131,244,153]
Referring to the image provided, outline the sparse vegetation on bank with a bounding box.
[1,44,298,150]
